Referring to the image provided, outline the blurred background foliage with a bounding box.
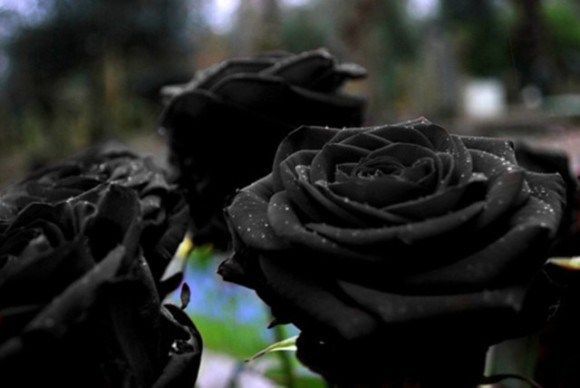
[0,0,579,181]
[0,0,579,386]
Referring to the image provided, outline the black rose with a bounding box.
[0,143,189,289]
[0,147,201,387]
[160,48,367,247]
[515,141,579,255]
[219,118,568,384]
[534,257,580,387]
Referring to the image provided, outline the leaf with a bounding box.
[187,244,214,270]
[180,282,191,310]
[160,235,194,282]
[548,257,580,271]
[245,336,298,363]
[176,234,194,260]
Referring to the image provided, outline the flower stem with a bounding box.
[271,317,296,388]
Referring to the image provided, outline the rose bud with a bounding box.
[160,48,367,248]
[219,118,569,386]
[0,146,201,386]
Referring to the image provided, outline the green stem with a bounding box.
[271,316,296,388]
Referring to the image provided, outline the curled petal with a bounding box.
[307,201,484,246]
[272,126,342,189]
[227,175,288,251]
[258,255,379,340]
[339,280,527,327]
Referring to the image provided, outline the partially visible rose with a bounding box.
[515,141,578,254]
[160,48,367,247]
[532,257,580,387]
[219,118,568,384]
[0,146,201,387]
[0,143,189,288]
[515,141,580,388]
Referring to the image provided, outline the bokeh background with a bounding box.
[0,0,579,386]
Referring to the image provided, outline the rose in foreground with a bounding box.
[219,118,568,385]
[160,48,367,248]
[0,146,201,387]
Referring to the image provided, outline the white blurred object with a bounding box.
[197,351,276,388]
[462,78,506,119]
[407,0,439,20]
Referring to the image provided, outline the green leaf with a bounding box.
[176,234,194,260]
[187,244,214,270]
[246,336,298,363]
[548,256,580,271]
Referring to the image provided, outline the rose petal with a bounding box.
[307,201,484,245]
[339,132,391,150]
[316,183,410,225]
[436,152,454,188]
[524,171,567,235]
[0,239,94,309]
[84,184,141,260]
[411,120,454,152]
[258,255,379,340]
[470,148,519,179]
[327,127,368,145]
[461,136,517,164]
[400,222,550,291]
[309,143,369,183]
[369,125,433,148]
[268,191,380,262]
[190,58,276,91]
[338,280,527,326]
[26,245,125,333]
[227,175,288,251]
[450,135,473,184]
[280,153,356,224]
[329,176,427,208]
[272,126,342,189]
[385,175,487,220]
[211,74,366,128]
[476,170,528,229]
[366,143,439,168]
[261,48,335,88]
[152,306,202,388]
